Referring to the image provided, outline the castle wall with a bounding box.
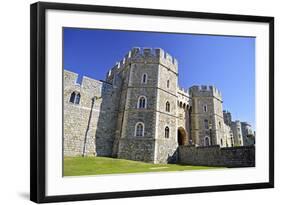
[64,47,254,165]
[64,70,118,157]
[179,145,255,167]
[154,59,179,163]
[177,88,191,141]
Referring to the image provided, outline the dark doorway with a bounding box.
[177,127,187,146]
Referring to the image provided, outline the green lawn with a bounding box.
[64,156,221,176]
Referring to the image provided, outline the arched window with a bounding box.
[142,73,147,84]
[69,92,81,105]
[203,105,207,112]
[179,102,182,108]
[204,119,209,129]
[204,136,210,146]
[135,122,144,137]
[166,101,170,112]
[165,126,169,138]
[69,92,76,103]
[75,93,80,104]
[183,103,186,109]
[138,96,147,109]
[167,80,170,88]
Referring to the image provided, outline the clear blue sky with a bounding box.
[63,27,255,129]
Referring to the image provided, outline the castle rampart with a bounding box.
[179,145,255,167]
[106,47,178,83]
[64,70,119,157]
[64,47,255,165]
[189,85,222,102]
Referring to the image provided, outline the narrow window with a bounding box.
[220,138,223,146]
[203,105,207,112]
[142,74,147,84]
[167,80,170,88]
[75,93,80,104]
[166,101,170,112]
[165,126,169,138]
[204,119,209,129]
[135,122,144,137]
[204,136,210,146]
[69,92,76,103]
[219,121,221,128]
[138,96,146,109]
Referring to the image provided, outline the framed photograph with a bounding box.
[30,2,274,203]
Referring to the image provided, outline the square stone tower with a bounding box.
[189,85,226,147]
[107,47,180,163]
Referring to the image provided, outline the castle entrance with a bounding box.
[177,127,187,146]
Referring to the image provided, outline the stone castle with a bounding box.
[64,47,255,164]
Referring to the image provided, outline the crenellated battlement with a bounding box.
[64,69,113,92]
[189,85,222,101]
[106,47,178,80]
[177,87,189,97]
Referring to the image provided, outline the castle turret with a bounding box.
[106,47,178,84]
[231,120,244,146]
[223,110,232,126]
[189,85,226,147]
[112,47,180,163]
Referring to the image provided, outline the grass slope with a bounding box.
[64,156,221,176]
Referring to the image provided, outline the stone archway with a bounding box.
[177,127,187,146]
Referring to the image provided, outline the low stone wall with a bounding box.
[179,145,255,167]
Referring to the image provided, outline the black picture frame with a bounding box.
[30,1,274,203]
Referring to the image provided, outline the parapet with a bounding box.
[106,47,178,80]
[177,87,189,97]
[189,85,222,100]
[64,69,113,92]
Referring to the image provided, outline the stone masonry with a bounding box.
[64,47,255,164]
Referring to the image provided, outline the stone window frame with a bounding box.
[141,73,147,84]
[135,122,145,137]
[137,95,147,109]
[204,136,211,146]
[167,79,170,88]
[203,104,208,112]
[204,119,209,129]
[164,126,169,138]
[165,101,170,112]
[69,91,81,105]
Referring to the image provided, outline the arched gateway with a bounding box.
[177,127,188,146]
